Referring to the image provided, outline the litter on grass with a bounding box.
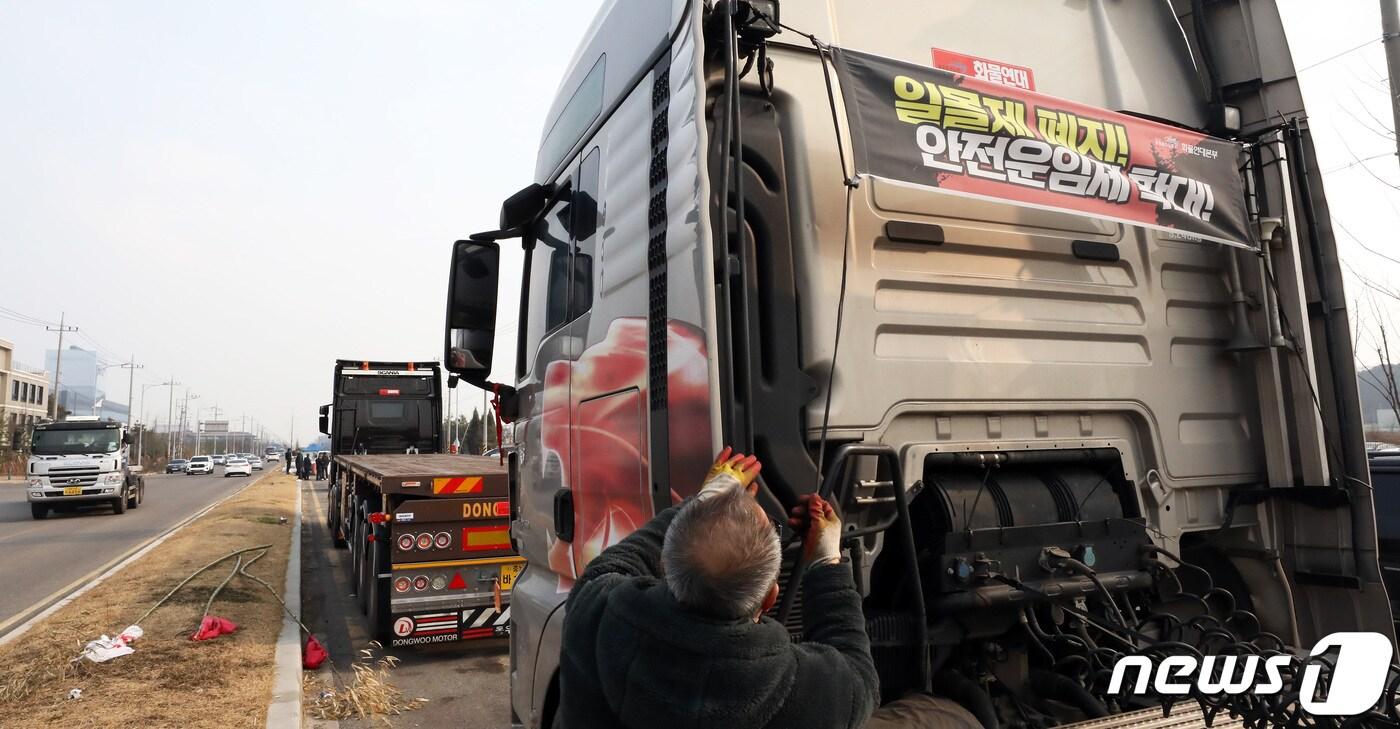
[78,625,144,664]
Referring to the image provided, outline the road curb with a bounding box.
[266,477,305,728]
[302,481,341,729]
[0,469,273,646]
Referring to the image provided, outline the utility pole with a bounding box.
[45,312,78,419]
[120,356,143,427]
[165,377,180,460]
[1384,0,1400,165]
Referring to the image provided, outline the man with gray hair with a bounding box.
[559,449,978,729]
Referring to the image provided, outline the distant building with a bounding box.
[46,345,98,415]
[43,345,129,420]
[0,338,51,450]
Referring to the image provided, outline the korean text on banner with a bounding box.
[831,48,1252,249]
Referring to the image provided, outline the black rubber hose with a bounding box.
[1028,669,1109,719]
[932,670,999,729]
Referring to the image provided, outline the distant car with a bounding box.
[212,454,226,466]
[1368,441,1400,454]
[224,457,252,477]
[483,446,516,459]
[266,451,281,462]
[248,456,264,470]
[166,459,189,474]
[187,456,214,475]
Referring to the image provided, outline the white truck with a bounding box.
[26,417,146,519]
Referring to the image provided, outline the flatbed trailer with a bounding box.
[333,452,520,646]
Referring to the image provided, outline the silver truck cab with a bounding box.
[26,417,145,519]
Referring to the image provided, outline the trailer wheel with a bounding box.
[30,504,47,520]
[365,522,391,641]
[347,500,363,588]
[329,485,346,548]
[355,504,372,615]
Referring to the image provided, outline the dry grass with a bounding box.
[0,472,297,729]
[304,644,428,724]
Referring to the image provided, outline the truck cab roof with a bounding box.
[35,419,121,431]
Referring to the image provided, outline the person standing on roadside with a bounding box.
[284,448,293,474]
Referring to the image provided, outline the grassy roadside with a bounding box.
[0,471,297,729]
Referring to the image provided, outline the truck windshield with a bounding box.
[32,428,121,455]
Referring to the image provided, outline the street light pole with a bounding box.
[166,378,178,460]
[1383,0,1400,165]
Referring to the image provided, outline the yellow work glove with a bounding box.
[699,447,763,497]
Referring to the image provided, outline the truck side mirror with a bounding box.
[444,238,501,380]
[318,404,330,436]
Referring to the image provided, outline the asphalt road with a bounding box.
[300,478,510,729]
[0,468,262,636]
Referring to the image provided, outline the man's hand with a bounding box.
[699,447,762,497]
[789,494,842,566]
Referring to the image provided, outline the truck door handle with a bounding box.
[553,488,575,543]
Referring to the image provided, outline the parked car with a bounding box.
[166,459,189,474]
[1369,453,1400,629]
[248,456,264,470]
[187,455,214,475]
[223,457,252,477]
[212,454,226,466]
[1368,441,1400,454]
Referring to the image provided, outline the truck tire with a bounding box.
[30,504,47,520]
[347,502,363,587]
[365,523,391,642]
[127,479,141,509]
[355,504,372,615]
[329,486,346,549]
[352,506,369,612]
[112,493,127,514]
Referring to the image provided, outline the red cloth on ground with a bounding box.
[191,615,238,641]
[303,635,328,669]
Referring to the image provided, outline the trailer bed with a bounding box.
[334,453,508,496]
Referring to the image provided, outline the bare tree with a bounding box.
[1359,300,1400,429]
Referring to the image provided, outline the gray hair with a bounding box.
[662,485,781,619]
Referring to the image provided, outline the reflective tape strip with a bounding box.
[495,607,512,626]
[432,476,483,495]
[469,609,494,628]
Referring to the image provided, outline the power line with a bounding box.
[1298,36,1383,73]
[1334,217,1400,267]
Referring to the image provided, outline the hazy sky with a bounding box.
[1,1,1396,446]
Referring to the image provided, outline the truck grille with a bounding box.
[48,472,100,486]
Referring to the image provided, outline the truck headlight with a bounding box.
[102,473,124,485]
[28,491,42,498]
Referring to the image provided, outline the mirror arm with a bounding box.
[469,227,524,242]
[455,375,520,422]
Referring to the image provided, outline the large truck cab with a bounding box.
[444,1,1389,726]
[26,417,145,519]
[323,359,442,544]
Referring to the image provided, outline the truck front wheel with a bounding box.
[30,504,47,520]
[112,493,127,514]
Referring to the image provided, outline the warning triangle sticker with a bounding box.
[448,572,467,590]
